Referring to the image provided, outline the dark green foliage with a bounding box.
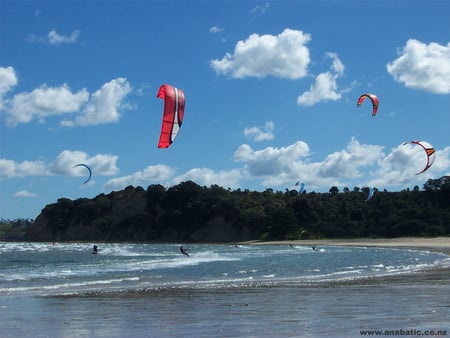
[5,176,450,242]
[0,218,33,240]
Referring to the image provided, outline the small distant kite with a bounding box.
[403,140,436,175]
[364,187,374,202]
[295,181,305,194]
[73,163,92,184]
[357,93,379,117]
[157,84,185,148]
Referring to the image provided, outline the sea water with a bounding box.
[0,242,449,337]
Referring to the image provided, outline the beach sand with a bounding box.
[2,238,449,337]
[245,236,450,254]
[245,236,450,286]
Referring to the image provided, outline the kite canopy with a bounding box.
[357,93,379,116]
[403,140,436,175]
[157,84,185,148]
[294,181,305,194]
[364,187,374,202]
[73,163,92,184]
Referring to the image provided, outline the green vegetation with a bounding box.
[2,176,449,243]
[0,218,33,241]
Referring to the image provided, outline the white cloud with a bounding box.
[103,165,243,192]
[297,53,345,106]
[369,142,450,187]
[0,158,48,178]
[62,78,132,126]
[0,150,118,179]
[234,141,310,178]
[89,138,450,192]
[244,121,274,142]
[50,150,119,176]
[48,30,80,44]
[317,138,383,178]
[1,75,132,127]
[15,190,37,198]
[0,66,18,102]
[103,164,175,191]
[172,168,242,189]
[387,39,450,94]
[230,137,448,191]
[211,28,311,79]
[28,30,80,45]
[209,26,223,33]
[432,147,450,174]
[250,2,270,14]
[98,137,448,193]
[5,84,89,126]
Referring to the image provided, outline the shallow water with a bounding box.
[1,242,448,296]
[1,242,449,337]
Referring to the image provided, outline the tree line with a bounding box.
[21,176,450,243]
[0,218,33,241]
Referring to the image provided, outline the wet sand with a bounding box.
[245,236,450,254]
[2,239,449,337]
[245,236,450,286]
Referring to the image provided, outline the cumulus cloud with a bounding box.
[101,139,449,192]
[101,139,448,192]
[0,66,18,101]
[0,158,48,178]
[1,70,132,127]
[172,168,242,189]
[61,78,132,126]
[210,28,311,79]
[297,53,345,106]
[103,165,243,192]
[5,84,89,126]
[103,164,175,191]
[387,39,450,94]
[244,121,274,142]
[368,142,450,187]
[234,141,310,178]
[317,138,383,178]
[432,147,450,174]
[28,29,80,45]
[50,150,119,177]
[0,150,118,179]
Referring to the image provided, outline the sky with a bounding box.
[1,0,449,220]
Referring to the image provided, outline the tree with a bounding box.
[329,186,339,195]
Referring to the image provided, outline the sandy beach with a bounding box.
[1,240,449,337]
[245,236,450,254]
[245,236,450,286]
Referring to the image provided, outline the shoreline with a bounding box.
[243,236,450,286]
[242,236,450,254]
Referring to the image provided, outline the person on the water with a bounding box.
[92,245,98,254]
[312,246,319,251]
[180,246,189,256]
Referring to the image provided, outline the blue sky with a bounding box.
[1,0,449,220]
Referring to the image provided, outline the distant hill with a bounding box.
[23,177,450,242]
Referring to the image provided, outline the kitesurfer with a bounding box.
[312,246,319,252]
[180,246,189,257]
[92,245,98,254]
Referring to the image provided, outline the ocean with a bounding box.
[1,242,449,337]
